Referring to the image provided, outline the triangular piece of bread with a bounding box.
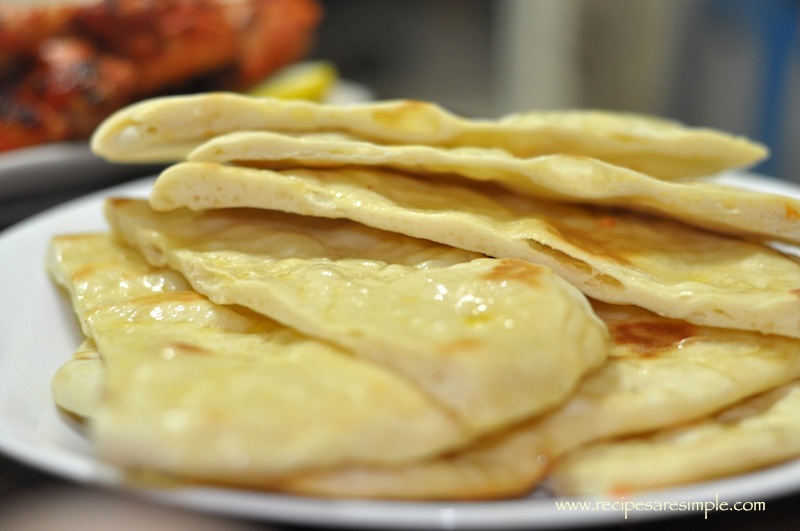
[48,234,469,483]
[105,199,608,434]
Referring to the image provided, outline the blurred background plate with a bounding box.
[0,143,164,230]
[0,80,372,231]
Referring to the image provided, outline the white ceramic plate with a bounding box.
[2,173,800,530]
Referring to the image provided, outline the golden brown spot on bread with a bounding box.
[132,290,206,308]
[71,263,101,281]
[439,338,484,356]
[610,131,640,144]
[786,204,800,220]
[545,218,631,265]
[107,197,134,208]
[167,342,212,356]
[482,258,543,288]
[597,216,617,229]
[608,486,635,498]
[610,319,697,355]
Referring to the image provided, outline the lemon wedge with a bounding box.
[248,61,338,101]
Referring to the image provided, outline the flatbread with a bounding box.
[104,198,609,434]
[51,339,103,419]
[52,252,800,499]
[186,131,800,245]
[272,302,800,499]
[549,378,800,496]
[534,301,800,454]
[150,162,800,339]
[89,92,766,178]
[48,234,469,482]
[47,233,192,337]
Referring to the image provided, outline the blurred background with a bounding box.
[310,0,799,181]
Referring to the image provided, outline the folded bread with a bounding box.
[254,302,800,498]
[150,162,800,339]
[90,93,766,178]
[549,378,800,496]
[48,234,470,483]
[104,199,608,434]
[187,131,798,245]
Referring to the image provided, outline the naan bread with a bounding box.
[150,162,800,339]
[273,302,800,499]
[47,234,191,337]
[90,92,766,178]
[187,131,800,245]
[50,289,800,499]
[535,301,800,453]
[51,339,103,418]
[549,378,800,496]
[48,234,469,482]
[104,198,609,434]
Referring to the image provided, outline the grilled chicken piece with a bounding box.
[0,0,321,152]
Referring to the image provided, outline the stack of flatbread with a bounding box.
[46,92,800,499]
